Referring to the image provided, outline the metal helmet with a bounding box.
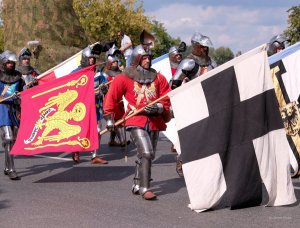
[105,44,121,70]
[169,46,182,64]
[18,47,32,62]
[0,50,18,64]
[267,34,290,56]
[191,32,213,48]
[0,50,18,72]
[131,44,152,67]
[80,46,98,67]
[140,30,155,52]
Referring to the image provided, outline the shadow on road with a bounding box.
[17,161,72,178]
[34,166,135,183]
[152,177,185,196]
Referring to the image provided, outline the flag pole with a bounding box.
[0,92,21,103]
[99,93,169,136]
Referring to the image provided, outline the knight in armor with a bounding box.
[0,50,25,180]
[104,30,171,200]
[71,45,108,165]
[170,32,217,177]
[16,47,39,88]
[102,45,129,147]
[267,34,290,56]
[169,45,183,76]
[170,32,217,89]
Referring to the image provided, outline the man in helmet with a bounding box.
[71,45,108,165]
[16,47,39,88]
[169,46,183,76]
[171,32,217,90]
[170,32,217,177]
[267,34,290,56]
[0,50,26,180]
[104,30,171,200]
[102,45,129,148]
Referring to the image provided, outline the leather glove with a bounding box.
[144,103,164,116]
[170,79,182,90]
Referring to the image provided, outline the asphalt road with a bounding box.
[0,133,300,228]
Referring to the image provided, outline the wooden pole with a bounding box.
[99,93,169,136]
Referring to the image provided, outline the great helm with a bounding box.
[267,34,290,56]
[131,30,155,67]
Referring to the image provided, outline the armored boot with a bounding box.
[4,144,20,180]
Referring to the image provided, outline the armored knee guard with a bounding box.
[130,128,156,195]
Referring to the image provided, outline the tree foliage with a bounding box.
[73,0,152,45]
[151,20,181,58]
[73,0,180,58]
[285,5,300,44]
[210,47,234,65]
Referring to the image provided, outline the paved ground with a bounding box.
[0,133,300,228]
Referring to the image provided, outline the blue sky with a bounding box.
[143,0,299,54]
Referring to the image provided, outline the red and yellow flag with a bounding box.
[10,66,98,155]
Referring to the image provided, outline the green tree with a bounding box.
[73,0,152,45]
[285,5,300,44]
[210,47,234,65]
[151,20,181,58]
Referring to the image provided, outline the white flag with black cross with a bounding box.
[168,45,296,212]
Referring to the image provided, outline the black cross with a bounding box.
[178,66,283,209]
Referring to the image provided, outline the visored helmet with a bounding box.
[80,46,99,67]
[267,34,290,56]
[18,48,32,62]
[191,32,213,48]
[140,30,155,52]
[105,44,121,70]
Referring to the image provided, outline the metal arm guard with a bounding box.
[170,58,199,89]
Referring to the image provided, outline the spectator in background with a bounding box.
[117,31,133,67]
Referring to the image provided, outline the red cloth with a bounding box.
[10,66,98,155]
[171,67,177,77]
[104,72,171,131]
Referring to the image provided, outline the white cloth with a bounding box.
[121,34,133,58]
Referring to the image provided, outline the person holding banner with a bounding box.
[170,32,217,177]
[0,50,25,180]
[71,46,108,165]
[104,30,171,200]
[16,47,39,88]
